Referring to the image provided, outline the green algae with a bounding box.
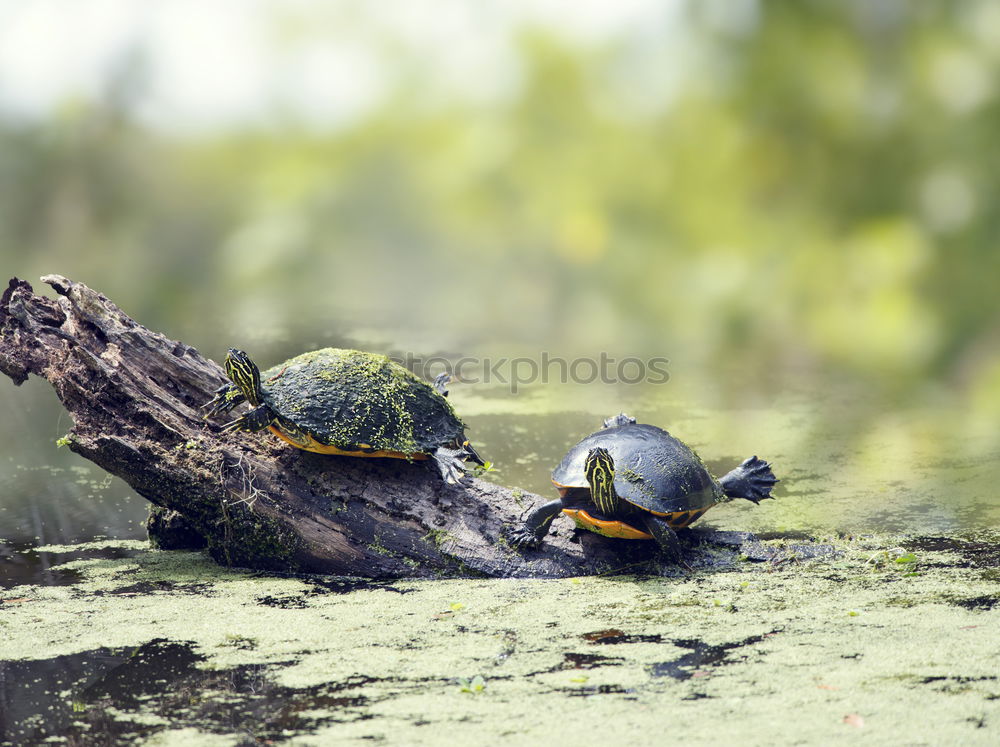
[422,528,455,550]
[34,539,151,554]
[255,347,464,455]
[2,534,998,744]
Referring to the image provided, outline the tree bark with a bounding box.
[3,275,713,578]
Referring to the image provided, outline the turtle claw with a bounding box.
[432,447,469,484]
[430,440,483,483]
[505,499,563,551]
[203,384,245,418]
[505,525,544,551]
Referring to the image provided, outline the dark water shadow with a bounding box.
[0,639,379,744]
[0,541,145,589]
[647,632,775,681]
[904,533,1000,569]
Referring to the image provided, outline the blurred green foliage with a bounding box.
[1,0,999,411]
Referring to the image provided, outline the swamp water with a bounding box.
[2,366,999,744]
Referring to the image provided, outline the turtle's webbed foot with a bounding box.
[642,515,691,571]
[720,456,778,504]
[431,440,485,483]
[742,456,778,502]
[432,447,469,484]
[504,525,545,551]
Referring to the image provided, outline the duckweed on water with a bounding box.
[1,533,998,744]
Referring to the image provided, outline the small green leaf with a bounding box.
[473,461,496,476]
[458,675,486,694]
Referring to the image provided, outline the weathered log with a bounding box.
[1,275,695,578]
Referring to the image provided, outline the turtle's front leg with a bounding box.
[641,514,692,571]
[222,405,276,433]
[507,499,565,550]
[204,383,246,418]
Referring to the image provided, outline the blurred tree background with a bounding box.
[4,12,1000,744]
[2,0,1000,468]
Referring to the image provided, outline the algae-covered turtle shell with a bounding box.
[206,347,484,483]
[260,348,464,454]
[551,422,723,513]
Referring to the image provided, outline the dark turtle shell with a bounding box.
[259,348,464,454]
[551,423,723,513]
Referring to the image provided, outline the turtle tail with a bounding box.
[719,456,777,504]
[459,439,486,468]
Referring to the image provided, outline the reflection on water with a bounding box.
[0,541,82,589]
[1,379,149,549]
[0,543,149,590]
[0,640,376,744]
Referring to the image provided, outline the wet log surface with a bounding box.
[0,275,789,578]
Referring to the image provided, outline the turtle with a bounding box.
[204,348,484,483]
[507,413,777,565]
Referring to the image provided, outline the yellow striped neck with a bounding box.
[585,448,619,515]
[225,348,262,407]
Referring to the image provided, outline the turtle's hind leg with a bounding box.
[431,447,469,484]
[430,438,486,483]
[719,456,778,504]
